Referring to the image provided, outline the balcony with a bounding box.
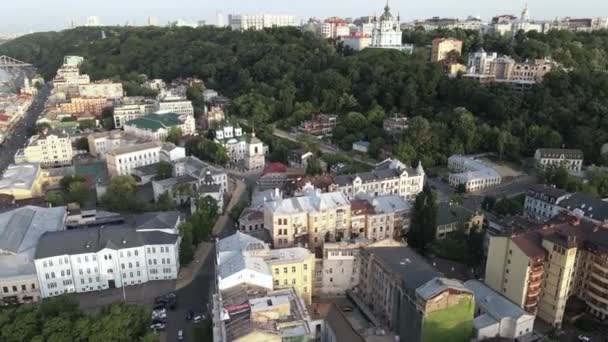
[527,287,541,298]
[524,297,539,308]
[530,266,544,278]
[593,262,608,274]
[528,277,543,288]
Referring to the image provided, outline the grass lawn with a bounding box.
[422,297,474,342]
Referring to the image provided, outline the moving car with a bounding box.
[186,310,194,321]
[578,335,591,342]
[177,329,184,341]
[193,314,204,324]
[150,322,166,331]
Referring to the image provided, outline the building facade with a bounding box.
[228,14,296,30]
[431,37,463,62]
[534,148,584,172]
[334,158,425,200]
[369,4,413,53]
[34,226,179,298]
[524,185,569,222]
[106,141,185,177]
[78,82,124,99]
[448,155,502,192]
[87,130,148,159]
[214,124,266,171]
[113,97,157,128]
[123,113,196,140]
[15,130,74,167]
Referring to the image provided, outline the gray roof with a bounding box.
[133,211,181,231]
[35,226,178,259]
[363,247,440,292]
[465,280,533,322]
[335,159,420,186]
[558,193,608,222]
[536,148,584,159]
[527,184,569,201]
[0,163,41,192]
[0,206,66,278]
[417,277,471,301]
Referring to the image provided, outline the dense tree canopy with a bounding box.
[4,27,608,164]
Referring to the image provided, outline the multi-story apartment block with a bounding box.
[34,225,179,298]
[87,130,148,159]
[123,112,196,140]
[334,158,425,200]
[264,189,351,249]
[448,155,502,192]
[14,129,73,167]
[0,206,66,305]
[58,97,109,116]
[216,231,315,304]
[358,247,475,342]
[214,124,266,170]
[106,141,185,177]
[157,99,194,117]
[464,280,535,340]
[228,14,296,31]
[534,148,584,172]
[113,97,157,128]
[524,185,569,222]
[350,193,411,241]
[78,81,124,99]
[485,214,608,327]
[431,37,463,62]
[298,114,338,136]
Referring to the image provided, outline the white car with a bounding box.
[150,323,166,331]
[193,314,204,323]
[177,329,184,340]
[578,335,591,342]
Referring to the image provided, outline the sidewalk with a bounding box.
[174,179,247,290]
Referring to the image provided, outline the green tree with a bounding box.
[306,157,323,176]
[101,176,144,212]
[45,192,65,206]
[408,185,438,255]
[156,192,174,211]
[166,127,183,144]
[156,161,173,180]
[75,137,89,152]
[60,175,86,191]
[78,119,96,130]
[67,182,89,206]
[179,222,195,265]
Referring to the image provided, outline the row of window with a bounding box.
[274,265,308,275]
[2,284,35,293]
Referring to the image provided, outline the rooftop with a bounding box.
[335,158,422,186]
[125,112,184,132]
[0,206,66,278]
[536,148,584,160]
[35,226,178,259]
[133,211,181,231]
[437,203,476,226]
[416,277,471,301]
[363,247,440,293]
[558,192,608,222]
[464,280,533,322]
[0,163,40,191]
[527,184,569,200]
[265,189,350,215]
[106,141,163,156]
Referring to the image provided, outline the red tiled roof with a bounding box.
[0,115,11,122]
[262,162,288,176]
[350,199,375,215]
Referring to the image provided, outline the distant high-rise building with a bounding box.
[85,16,101,27]
[228,14,296,31]
[216,12,225,27]
[148,16,158,26]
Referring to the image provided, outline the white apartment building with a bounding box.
[78,82,124,99]
[157,100,194,117]
[228,14,296,31]
[34,226,179,298]
[106,141,185,177]
[87,130,148,159]
[448,155,502,192]
[467,49,498,75]
[534,148,584,172]
[14,130,73,167]
[113,97,157,128]
[334,158,425,200]
[264,189,351,249]
[214,124,266,171]
[524,185,569,222]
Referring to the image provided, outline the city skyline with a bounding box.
[2,0,608,33]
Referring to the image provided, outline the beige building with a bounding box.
[15,130,73,167]
[350,194,411,241]
[485,214,608,327]
[113,97,157,128]
[534,148,584,172]
[87,130,148,159]
[58,97,109,116]
[78,81,123,99]
[431,37,463,62]
[264,189,351,249]
[0,163,46,200]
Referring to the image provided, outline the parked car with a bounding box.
[193,314,204,324]
[150,322,166,331]
[153,303,165,311]
[177,329,184,341]
[186,310,194,321]
[578,335,591,342]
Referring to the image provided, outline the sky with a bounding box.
[2,0,608,33]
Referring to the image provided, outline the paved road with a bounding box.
[0,84,51,172]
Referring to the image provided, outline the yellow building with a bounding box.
[0,163,45,200]
[15,130,74,167]
[485,214,608,327]
[59,97,109,115]
[431,37,463,62]
[267,247,315,304]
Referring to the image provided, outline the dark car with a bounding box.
[153,303,165,311]
[186,310,194,321]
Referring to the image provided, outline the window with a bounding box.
[2,287,8,293]
[292,267,296,273]
[127,251,131,257]
[31,284,35,289]
[275,268,279,275]
[121,263,125,269]
[283,267,288,274]
[84,256,89,262]
[303,264,308,271]
[134,250,138,256]
[136,261,140,267]
[128,263,132,268]
[284,279,288,285]
[137,271,141,276]
[274,280,279,286]
[292,279,296,285]
[81,279,85,285]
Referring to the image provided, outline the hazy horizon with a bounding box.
[2,0,608,33]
